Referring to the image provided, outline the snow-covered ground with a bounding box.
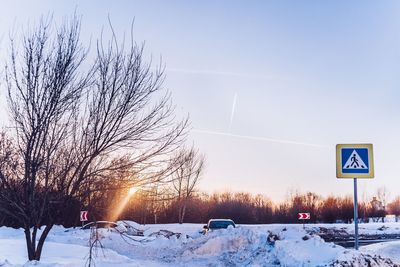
[0,222,400,266]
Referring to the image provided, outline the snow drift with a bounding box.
[0,223,398,266]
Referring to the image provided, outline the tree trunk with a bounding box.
[24,226,34,261]
[178,202,187,224]
[34,224,53,260]
[24,224,54,261]
[178,206,182,224]
[181,204,186,223]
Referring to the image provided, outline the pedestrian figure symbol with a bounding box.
[350,154,359,168]
[348,153,364,168]
[343,150,367,170]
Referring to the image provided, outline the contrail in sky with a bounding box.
[165,67,293,80]
[192,129,328,148]
[229,93,238,131]
[167,68,252,78]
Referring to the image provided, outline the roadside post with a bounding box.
[298,212,310,229]
[80,210,89,227]
[336,144,374,250]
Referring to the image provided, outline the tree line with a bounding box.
[118,190,399,225]
[2,184,392,227]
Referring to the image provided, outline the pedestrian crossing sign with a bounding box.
[336,144,374,178]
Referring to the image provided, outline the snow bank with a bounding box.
[274,228,344,266]
[361,240,400,264]
[0,223,399,266]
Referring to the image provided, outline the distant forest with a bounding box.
[2,188,398,227]
[117,190,399,225]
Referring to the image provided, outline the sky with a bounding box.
[1,0,400,202]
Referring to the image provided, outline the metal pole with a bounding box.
[353,178,359,250]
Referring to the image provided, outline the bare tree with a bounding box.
[376,187,390,210]
[319,196,339,223]
[171,146,204,224]
[388,197,400,222]
[1,16,187,261]
[338,196,354,223]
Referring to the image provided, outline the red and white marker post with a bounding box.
[298,212,310,229]
[298,213,310,220]
[80,211,88,227]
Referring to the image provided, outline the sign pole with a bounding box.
[336,144,374,250]
[353,178,359,250]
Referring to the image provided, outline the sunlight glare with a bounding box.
[128,187,138,196]
[109,187,139,222]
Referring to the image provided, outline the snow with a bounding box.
[361,241,400,264]
[0,222,399,266]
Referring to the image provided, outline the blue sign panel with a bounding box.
[336,144,374,178]
[341,148,369,174]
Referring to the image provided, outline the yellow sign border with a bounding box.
[336,144,374,179]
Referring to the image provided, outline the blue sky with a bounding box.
[1,1,400,201]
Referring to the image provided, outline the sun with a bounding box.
[128,187,138,196]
